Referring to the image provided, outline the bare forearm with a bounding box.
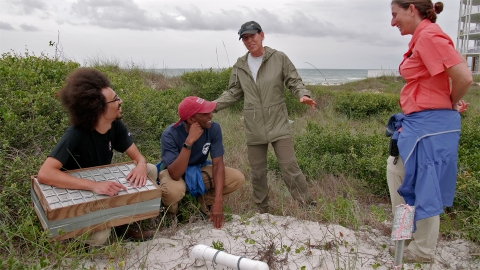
[167,149,191,180]
[213,166,225,203]
[133,155,146,166]
[38,167,95,191]
[451,80,471,104]
[212,157,225,203]
[209,157,226,228]
[448,62,472,104]
[126,143,146,167]
[38,157,126,196]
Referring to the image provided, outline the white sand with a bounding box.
[85,214,479,269]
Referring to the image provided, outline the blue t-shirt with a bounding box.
[161,122,224,168]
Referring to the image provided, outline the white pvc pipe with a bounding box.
[190,244,269,270]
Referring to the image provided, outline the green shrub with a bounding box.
[334,92,400,119]
[455,172,480,212]
[0,52,79,247]
[455,110,480,242]
[458,115,480,173]
[318,195,361,229]
[94,66,186,161]
[284,90,309,116]
[0,51,79,151]
[0,53,184,266]
[1,51,479,269]
[180,68,232,102]
[269,121,389,196]
[451,171,480,242]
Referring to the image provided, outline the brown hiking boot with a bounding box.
[388,246,433,263]
[403,249,433,263]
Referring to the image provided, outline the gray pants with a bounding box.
[387,156,439,259]
[247,137,310,210]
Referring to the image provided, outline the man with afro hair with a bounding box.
[38,68,158,246]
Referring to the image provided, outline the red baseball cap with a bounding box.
[174,96,217,127]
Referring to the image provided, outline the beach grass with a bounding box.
[0,51,479,269]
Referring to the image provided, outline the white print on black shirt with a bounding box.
[202,143,211,155]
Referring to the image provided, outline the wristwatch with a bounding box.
[183,143,193,150]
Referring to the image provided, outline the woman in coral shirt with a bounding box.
[387,0,472,264]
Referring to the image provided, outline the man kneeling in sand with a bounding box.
[158,96,245,229]
[37,68,158,246]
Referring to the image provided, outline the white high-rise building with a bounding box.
[458,0,480,74]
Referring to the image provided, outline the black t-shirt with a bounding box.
[49,120,134,170]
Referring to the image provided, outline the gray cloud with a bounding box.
[70,0,160,30]
[65,0,399,47]
[0,22,15,30]
[18,0,47,14]
[157,6,401,47]
[20,24,40,31]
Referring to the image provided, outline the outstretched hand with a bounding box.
[300,96,317,110]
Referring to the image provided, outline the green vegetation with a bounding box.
[333,91,400,119]
[180,67,231,102]
[1,52,479,268]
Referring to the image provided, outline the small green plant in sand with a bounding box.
[211,240,224,251]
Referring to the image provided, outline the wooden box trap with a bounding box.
[31,162,162,241]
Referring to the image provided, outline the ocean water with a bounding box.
[297,69,368,85]
[149,68,379,85]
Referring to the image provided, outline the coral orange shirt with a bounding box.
[399,19,462,115]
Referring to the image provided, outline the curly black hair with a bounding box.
[58,68,111,130]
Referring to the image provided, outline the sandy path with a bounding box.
[84,214,479,269]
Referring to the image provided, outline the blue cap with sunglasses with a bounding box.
[238,21,262,40]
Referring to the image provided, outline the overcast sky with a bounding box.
[0,0,460,69]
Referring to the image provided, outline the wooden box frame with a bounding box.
[31,162,162,241]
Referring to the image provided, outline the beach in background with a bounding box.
[147,69,399,85]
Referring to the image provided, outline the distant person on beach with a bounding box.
[157,96,245,229]
[213,21,317,213]
[37,68,159,246]
[387,0,472,263]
